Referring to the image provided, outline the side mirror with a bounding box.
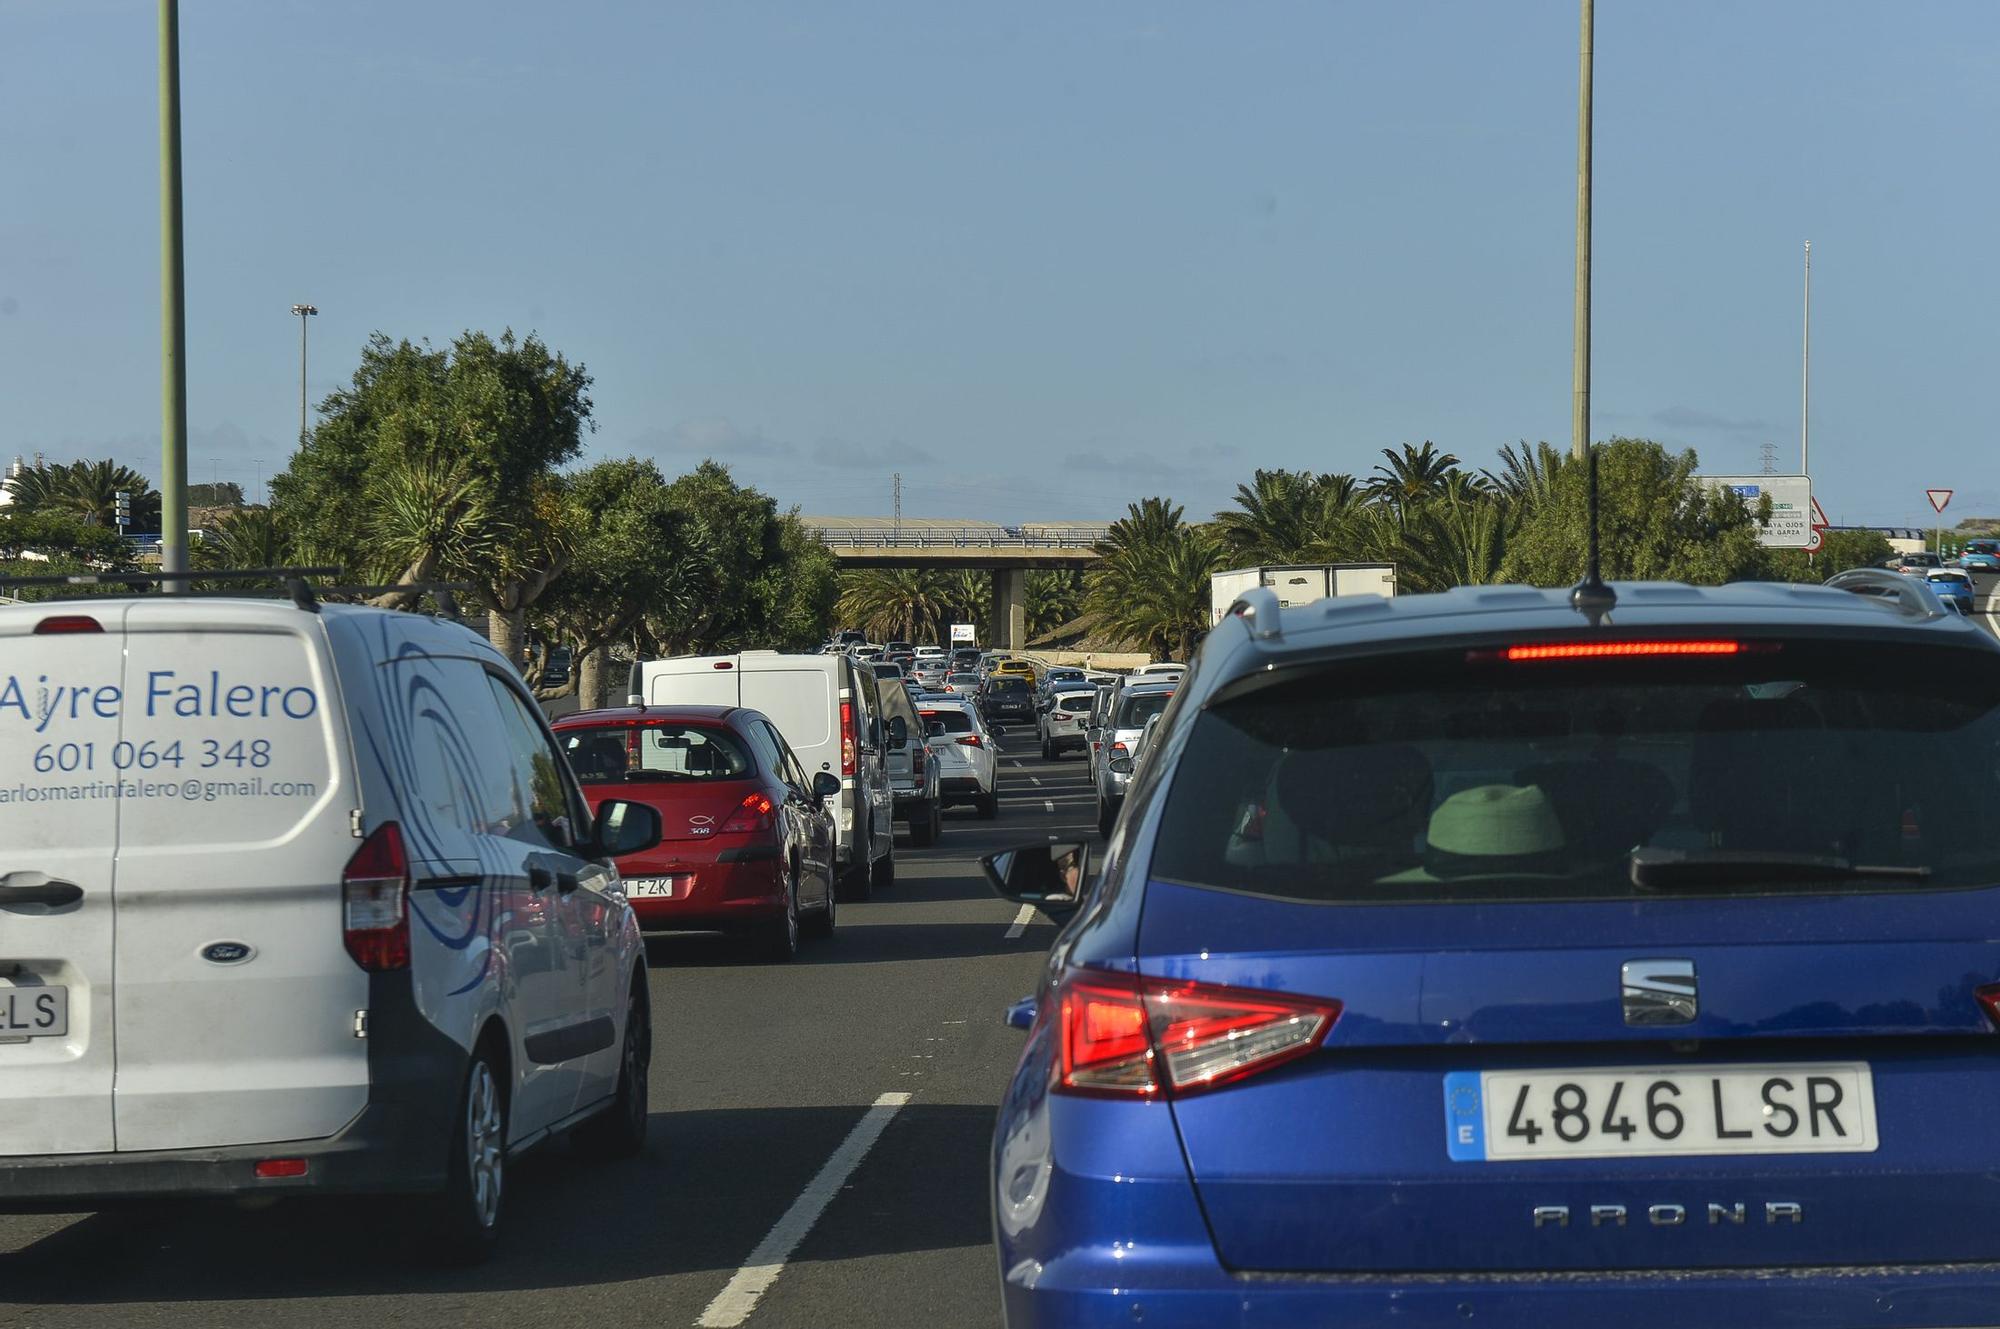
[981,841,1089,920]
[593,799,662,859]
[811,770,841,801]
[887,715,908,748]
[1107,755,1134,775]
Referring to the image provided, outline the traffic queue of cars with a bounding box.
[981,568,2000,1327]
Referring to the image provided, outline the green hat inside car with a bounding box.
[1419,784,1568,879]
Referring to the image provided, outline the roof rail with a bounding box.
[0,567,340,613]
[1229,585,1284,641]
[1823,566,1950,621]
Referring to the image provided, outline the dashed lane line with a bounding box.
[695,1092,915,1328]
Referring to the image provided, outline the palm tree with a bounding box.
[1214,469,1365,563]
[1482,441,1569,512]
[1365,442,1461,522]
[837,568,951,642]
[193,507,293,583]
[1390,496,1509,593]
[1085,499,1223,659]
[8,460,161,531]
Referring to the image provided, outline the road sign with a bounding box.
[949,622,975,643]
[1697,475,1814,549]
[1928,489,1953,513]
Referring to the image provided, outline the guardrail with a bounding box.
[809,524,1109,549]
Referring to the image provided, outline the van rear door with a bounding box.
[643,657,744,710]
[111,601,362,1151]
[0,603,125,1155]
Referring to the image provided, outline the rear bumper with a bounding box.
[626,853,785,929]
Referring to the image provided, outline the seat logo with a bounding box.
[201,941,255,965]
[1622,958,1697,1025]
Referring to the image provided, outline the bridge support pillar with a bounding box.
[991,568,1027,651]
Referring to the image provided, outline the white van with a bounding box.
[0,594,660,1261]
[633,652,896,896]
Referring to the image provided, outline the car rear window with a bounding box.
[920,708,975,734]
[559,724,752,783]
[1053,691,1095,713]
[1151,639,2000,904]
[1115,690,1174,728]
[991,677,1029,694]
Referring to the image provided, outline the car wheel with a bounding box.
[804,871,836,938]
[576,982,649,1160]
[1040,738,1054,760]
[764,868,801,961]
[874,848,896,889]
[838,826,875,903]
[428,1042,509,1264]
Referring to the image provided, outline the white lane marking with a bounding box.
[1005,902,1036,939]
[695,1092,914,1328]
[1044,800,1056,813]
[1029,776,1042,786]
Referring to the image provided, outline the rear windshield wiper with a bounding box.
[1630,848,1932,890]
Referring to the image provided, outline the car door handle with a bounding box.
[0,879,83,909]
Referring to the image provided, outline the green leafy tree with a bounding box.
[1389,495,1509,592]
[530,458,702,706]
[192,507,295,583]
[0,509,129,563]
[1365,442,1463,523]
[1757,529,1895,583]
[1214,469,1365,563]
[1497,439,1765,587]
[271,330,593,667]
[1027,569,1083,638]
[837,568,951,643]
[1482,441,1570,512]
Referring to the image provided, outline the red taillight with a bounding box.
[911,744,925,776]
[34,615,102,634]
[719,790,776,834]
[713,660,734,669]
[1053,971,1339,1098]
[1500,640,1746,662]
[1110,741,1130,759]
[342,823,410,972]
[254,1157,309,1179]
[957,734,982,749]
[840,700,856,776]
[1977,983,2000,1030]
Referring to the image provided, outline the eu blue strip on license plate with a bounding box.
[1443,1071,1486,1161]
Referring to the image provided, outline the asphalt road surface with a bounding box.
[0,729,1095,1329]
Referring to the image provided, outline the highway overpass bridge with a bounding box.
[801,516,1109,649]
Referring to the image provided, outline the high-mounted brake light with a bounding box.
[839,700,857,776]
[719,791,776,835]
[33,615,102,635]
[713,660,734,670]
[342,823,410,972]
[1053,971,1339,1098]
[1496,640,1747,662]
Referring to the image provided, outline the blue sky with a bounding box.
[4,1,1996,526]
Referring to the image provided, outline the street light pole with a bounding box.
[1571,0,1594,463]
[159,0,189,588]
[291,304,318,447]
[1800,241,1811,477]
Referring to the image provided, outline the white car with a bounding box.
[918,698,998,818]
[1037,684,1098,760]
[0,589,661,1261]
[944,671,982,697]
[914,645,947,660]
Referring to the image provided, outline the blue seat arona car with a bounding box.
[988,570,2000,1328]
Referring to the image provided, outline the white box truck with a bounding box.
[1209,563,1397,625]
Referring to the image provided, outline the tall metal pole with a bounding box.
[291,304,317,448]
[1801,240,1811,477]
[1570,0,1594,462]
[159,0,189,586]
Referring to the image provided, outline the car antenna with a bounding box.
[1569,442,1616,625]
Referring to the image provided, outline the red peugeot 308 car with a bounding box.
[552,705,839,960]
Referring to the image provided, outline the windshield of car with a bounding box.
[1151,640,2000,904]
[1114,690,1174,728]
[920,708,975,734]
[947,673,978,685]
[559,724,754,784]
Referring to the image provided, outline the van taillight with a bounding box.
[840,700,856,776]
[1053,971,1339,1098]
[911,743,925,777]
[1977,983,2000,1030]
[34,615,102,634]
[342,822,410,972]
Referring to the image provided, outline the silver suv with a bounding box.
[1093,679,1178,836]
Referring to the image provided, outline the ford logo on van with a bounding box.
[201,941,255,965]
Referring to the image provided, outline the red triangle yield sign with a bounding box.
[1810,497,1829,529]
[1928,489,1954,513]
